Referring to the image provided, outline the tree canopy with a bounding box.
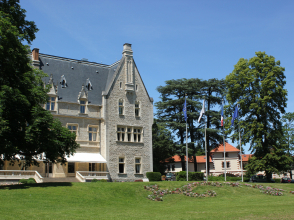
[155,78,225,173]
[0,0,79,166]
[225,51,291,180]
[152,119,176,174]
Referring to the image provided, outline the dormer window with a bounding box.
[80,100,86,114]
[60,75,68,88]
[119,99,124,115]
[86,78,93,91]
[46,96,56,111]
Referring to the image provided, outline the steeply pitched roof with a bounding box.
[40,53,120,105]
[211,142,240,152]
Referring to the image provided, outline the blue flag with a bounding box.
[183,98,187,121]
[231,105,238,126]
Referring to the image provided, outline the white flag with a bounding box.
[198,100,205,123]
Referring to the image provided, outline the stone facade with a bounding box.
[1,43,153,181]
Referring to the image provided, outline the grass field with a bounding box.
[0,181,294,219]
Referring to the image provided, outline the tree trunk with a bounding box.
[180,131,186,171]
[188,112,197,172]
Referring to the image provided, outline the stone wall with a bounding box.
[105,57,153,181]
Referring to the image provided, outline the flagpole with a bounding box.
[222,99,226,182]
[185,95,188,181]
[238,103,243,182]
[205,123,208,181]
[204,98,208,181]
[198,98,206,181]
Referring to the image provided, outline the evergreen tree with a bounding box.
[199,78,226,175]
[0,0,79,166]
[155,78,225,173]
[152,119,176,174]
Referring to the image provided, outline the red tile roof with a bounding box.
[211,142,240,152]
[241,154,252,162]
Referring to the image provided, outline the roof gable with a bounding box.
[211,142,240,152]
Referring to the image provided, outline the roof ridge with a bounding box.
[39,53,118,68]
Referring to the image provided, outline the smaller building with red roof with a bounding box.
[165,142,252,176]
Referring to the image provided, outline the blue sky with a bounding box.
[20,0,294,153]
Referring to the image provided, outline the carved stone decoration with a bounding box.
[125,58,134,93]
[78,85,88,101]
[47,74,58,95]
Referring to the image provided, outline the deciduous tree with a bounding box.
[0,0,79,166]
[225,51,291,181]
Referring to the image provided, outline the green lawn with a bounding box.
[0,181,294,219]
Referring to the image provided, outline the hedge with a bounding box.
[176,171,204,181]
[146,172,161,181]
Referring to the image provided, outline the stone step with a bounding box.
[42,177,80,183]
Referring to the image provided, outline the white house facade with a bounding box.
[166,143,251,176]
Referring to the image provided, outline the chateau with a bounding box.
[1,44,154,182]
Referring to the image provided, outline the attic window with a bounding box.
[86,78,93,91]
[60,75,68,88]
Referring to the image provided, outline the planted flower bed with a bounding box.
[144,181,288,202]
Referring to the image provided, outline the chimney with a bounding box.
[122,43,133,57]
[32,48,40,69]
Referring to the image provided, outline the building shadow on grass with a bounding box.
[0,182,72,190]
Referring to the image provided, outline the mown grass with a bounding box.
[0,181,294,219]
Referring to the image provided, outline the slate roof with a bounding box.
[40,53,120,105]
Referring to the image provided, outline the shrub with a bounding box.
[19,179,28,184]
[208,176,243,181]
[91,179,99,182]
[100,179,107,182]
[176,171,204,181]
[146,172,161,181]
[28,178,36,183]
[27,179,36,184]
[274,179,281,183]
[243,177,250,182]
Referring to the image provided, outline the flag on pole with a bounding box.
[183,98,187,121]
[198,100,205,123]
[231,105,238,126]
[221,104,224,126]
